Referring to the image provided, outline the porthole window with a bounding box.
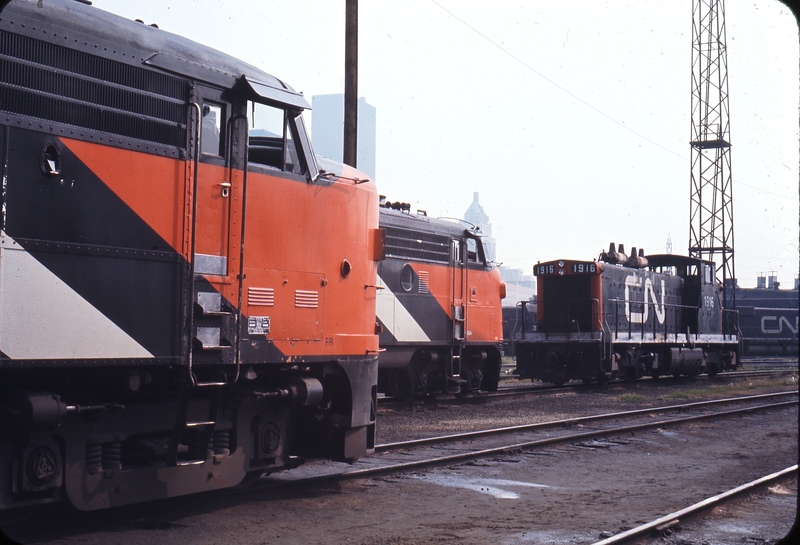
[40,142,61,176]
[401,264,414,292]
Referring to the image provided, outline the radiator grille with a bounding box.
[383,227,450,264]
[0,32,188,147]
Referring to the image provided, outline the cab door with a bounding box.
[188,86,245,364]
[194,88,232,277]
[451,239,466,342]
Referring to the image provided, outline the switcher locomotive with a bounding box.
[514,244,740,385]
[376,203,505,396]
[0,0,380,511]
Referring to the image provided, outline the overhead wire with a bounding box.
[429,0,796,201]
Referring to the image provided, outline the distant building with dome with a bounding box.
[464,192,535,305]
[464,192,496,262]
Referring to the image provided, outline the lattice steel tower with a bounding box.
[689,0,735,308]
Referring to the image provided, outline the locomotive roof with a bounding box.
[379,207,480,239]
[3,0,309,109]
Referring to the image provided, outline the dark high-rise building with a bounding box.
[311,94,376,180]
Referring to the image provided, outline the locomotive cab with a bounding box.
[647,255,726,336]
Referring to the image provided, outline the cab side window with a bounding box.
[467,238,478,263]
[247,101,287,170]
[247,101,316,178]
[451,239,462,265]
[201,102,224,156]
[466,236,487,268]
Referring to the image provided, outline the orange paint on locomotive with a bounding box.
[240,168,379,356]
[59,138,379,358]
[407,262,504,343]
[59,138,189,254]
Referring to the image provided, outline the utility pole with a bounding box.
[343,0,358,169]
[688,0,736,309]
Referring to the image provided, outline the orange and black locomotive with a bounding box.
[376,202,505,396]
[0,0,380,511]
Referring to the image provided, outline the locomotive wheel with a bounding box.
[235,470,265,489]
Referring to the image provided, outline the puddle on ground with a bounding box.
[412,475,551,499]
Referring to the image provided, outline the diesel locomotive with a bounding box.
[376,203,505,396]
[513,244,740,385]
[0,0,380,510]
[734,281,798,356]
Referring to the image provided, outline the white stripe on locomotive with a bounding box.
[0,231,153,359]
[375,273,431,342]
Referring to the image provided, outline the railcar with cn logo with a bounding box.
[513,244,740,385]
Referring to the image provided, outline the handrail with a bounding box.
[536,296,739,343]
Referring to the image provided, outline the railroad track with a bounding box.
[258,391,798,488]
[377,367,798,408]
[741,356,799,367]
[594,465,797,544]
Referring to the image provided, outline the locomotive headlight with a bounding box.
[558,260,564,267]
[558,269,565,275]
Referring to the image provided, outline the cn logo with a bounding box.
[624,275,666,324]
[761,315,799,335]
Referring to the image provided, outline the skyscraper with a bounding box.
[311,94,376,180]
[464,192,496,262]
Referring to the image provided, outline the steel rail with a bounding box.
[495,368,796,390]
[379,368,797,407]
[254,398,796,490]
[350,400,797,477]
[592,465,798,545]
[376,391,798,452]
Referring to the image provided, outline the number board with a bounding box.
[534,264,556,275]
[570,262,597,274]
[534,261,597,276]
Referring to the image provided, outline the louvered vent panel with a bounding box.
[295,290,319,308]
[248,287,274,306]
[418,271,430,294]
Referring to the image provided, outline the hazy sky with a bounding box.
[96,0,798,288]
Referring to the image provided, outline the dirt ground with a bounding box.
[2,376,797,545]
